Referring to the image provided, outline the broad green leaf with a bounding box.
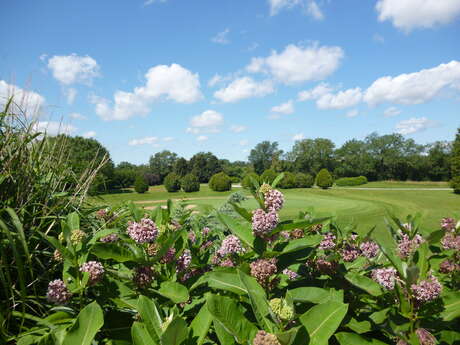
[229,202,252,222]
[63,301,103,345]
[272,217,330,235]
[91,243,137,262]
[66,212,80,231]
[276,326,309,345]
[137,296,162,343]
[88,228,119,245]
[216,212,255,248]
[160,317,189,345]
[280,235,322,254]
[369,308,389,325]
[439,330,460,344]
[198,271,247,295]
[372,226,404,277]
[414,242,429,279]
[213,320,237,345]
[271,173,285,188]
[345,272,383,297]
[207,294,258,344]
[335,332,389,345]
[131,322,157,345]
[156,281,189,304]
[299,301,348,345]
[190,302,213,345]
[441,291,460,321]
[346,318,372,334]
[288,287,342,304]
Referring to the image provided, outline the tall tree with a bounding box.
[248,141,283,175]
[288,138,335,175]
[450,128,460,193]
[173,157,189,177]
[189,152,222,182]
[149,150,178,181]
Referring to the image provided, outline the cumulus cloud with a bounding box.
[92,64,203,120]
[187,110,224,134]
[346,109,359,118]
[271,100,294,114]
[364,60,460,106]
[82,131,96,138]
[376,0,460,32]
[128,136,159,146]
[212,28,230,44]
[292,133,304,141]
[64,88,77,104]
[316,87,363,109]
[268,0,324,19]
[33,121,76,136]
[230,125,247,133]
[0,80,45,113]
[297,82,333,101]
[47,54,100,85]
[69,112,87,120]
[247,43,344,85]
[306,1,324,20]
[383,106,401,117]
[197,135,208,142]
[395,117,435,135]
[214,77,274,103]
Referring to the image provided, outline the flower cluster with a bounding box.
[371,267,398,290]
[46,279,72,304]
[441,217,456,232]
[219,258,235,267]
[397,233,424,258]
[319,232,336,250]
[250,258,277,288]
[415,328,437,345]
[282,268,299,280]
[411,275,442,303]
[264,189,284,211]
[360,241,379,259]
[440,233,460,250]
[341,244,360,262]
[100,233,119,243]
[259,183,272,194]
[314,257,337,275]
[127,218,158,243]
[80,261,104,285]
[176,249,192,272]
[53,249,63,262]
[269,298,294,321]
[133,266,154,288]
[70,229,86,244]
[439,259,459,274]
[188,232,196,243]
[160,248,176,264]
[202,227,211,237]
[252,209,279,238]
[217,235,245,256]
[253,330,281,345]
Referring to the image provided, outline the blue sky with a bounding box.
[1,0,459,164]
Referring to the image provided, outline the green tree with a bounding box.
[426,141,452,181]
[164,172,181,192]
[209,172,232,191]
[181,173,200,192]
[450,128,460,194]
[316,168,333,189]
[260,169,277,184]
[295,173,314,188]
[248,141,283,175]
[134,175,149,193]
[174,157,189,177]
[242,172,260,191]
[189,152,222,182]
[288,138,335,175]
[149,150,178,182]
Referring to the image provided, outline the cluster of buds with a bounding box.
[160,248,176,264]
[133,266,154,288]
[397,233,424,259]
[46,279,72,304]
[250,258,278,289]
[80,261,104,285]
[252,209,279,238]
[360,241,379,259]
[176,249,192,273]
[70,229,86,244]
[53,249,63,262]
[253,330,281,345]
[319,232,336,250]
[264,189,284,212]
[411,274,442,303]
[202,227,211,237]
[440,233,460,251]
[371,267,398,290]
[439,259,460,274]
[217,235,245,256]
[269,298,294,321]
[127,218,158,243]
[314,257,338,275]
[100,233,119,243]
[340,244,360,262]
[282,268,299,280]
[441,217,457,232]
[188,232,197,243]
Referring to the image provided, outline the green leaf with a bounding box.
[88,228,119,245]
[137,295,162,343]
[280,235,322,254]
[91,243,137,262]
[63,301,103,345]
[369,308,389,325]
[414,242,429,279]
[229,202,252,222]
[372,227,404,277]
[216,212,255,248]
[299,301,348,345]
[345,318,372,334]
[345,272,383,297]
[335,332,389,345]
[156,281,189,304]
[276,326,309,345]
[190,302,213,345]
[288,287,342,304]
[66,212,80,231]
[197,271,247,295]
[213,320,237,345]
[271,173,285,188]
[131,322,157,345]
[272,218,330,235]
[207,294,258,344]
[441,291,460,321]
[160,317,189,345]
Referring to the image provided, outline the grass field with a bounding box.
[90,181,458,236]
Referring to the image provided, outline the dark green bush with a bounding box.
[278,171,296,189]
[451,176,460,194]
[316,168,333,189]
[260,169,277,184]
[230,176,240,183]
[164,172,181,192]
[134,175,149,193]
[335,176,368,186]
[209,172,232,192]
[181,174,200,193]
[241,172,260,190]
[295,173,314,188]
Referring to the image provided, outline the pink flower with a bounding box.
[133,266,154,288]
[176,249,192,272]
[188,232,196,243]
[253,330,281,345]
[411,275,442,302]
[80,261,104,285]
[415,328,437,345]
[341,244,360,262]
[441,234,460,250]
[46,279,72,304]
[252,209,279,238]
[282,268,299,280]
[360,241,379,258]
[202,227,211,236]
[160,248,176,264]
[264,189,284,212]
[439,259,459,273]
[127,218,158,243]
[397,234,424,258]
[441,217,456,232]
[371,267,397,290]
[100,233,119,243]
[319,232,336,250]
[220,258,235,267]
[200,240,213,252]
[217,235,245,256]
[250,258,277,288]
[315,257,337,275]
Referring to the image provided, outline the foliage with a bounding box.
[451,128,460,194]
[181,174,200,193]
[134,175,149,193]
[288,138,336,175]
[278,171,296,189]
[242,172,260,191]
[261,169,278,184]
[316,168,333,189]
[149,150,178,182]
[174,157,189,177]
[335,176,368,186]
[189,152,222,183]
[230,176,240,183]
[164,172,181,192]
[209,172,232,192]
[249,141,283,175]
[295,173,314,188]
[144,172,161,186]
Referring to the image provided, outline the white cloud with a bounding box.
[64,88,77,104]
[364,60,460,106]
[316,87,363,109]
[197,135,208,142]
[187,110,224,134]
[383,106,401,117]
[292,133,304,141]
[247,43,344,85]
[47,54,99,85]
[0,80,45,113]
[230,125,247,133]
[271,100,294,114]
[211,28,230,44]
[298,82,333,101]
[82,131,96,138]
[240,139,249,146]
[208,74,223,87]
[376,0,460,32]
[306,1,324,20]
[214,77,274,103]
[128,136,158,146]
[33,121,76,136]
[346,109,359,118]
[92,64,203,120]
[69,112,87,120]
[268,0,324,19]
[395,117,435,135]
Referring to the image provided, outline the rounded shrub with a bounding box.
[230,176,240,184]
[451,176,460,194]
[316,168,333,189]
[335,176,368,187]
[242,173,260,191]
[295,173,314,188]
[209,172,232,192]
[181,174,200,193]
[278,172,296,189]
[260,169,277,184]
[134,175,149,194]
[164,173,181,192]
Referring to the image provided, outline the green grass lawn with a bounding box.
[340,180,450,188]
[90,181,458,236]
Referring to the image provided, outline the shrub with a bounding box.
[134,175,149,193]
[181,174,200,193]
[316,168,333,189]
[164,172,181,192]
[278,172,296,189]
[451,176,460,194]
[295,173,314,188]
[242,172,260,190]
[144,173,161,186]
[230,176,240,183]
[260,169,277,184]
[209,172,232,191]
[335,176,368,187]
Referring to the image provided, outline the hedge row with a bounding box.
[335,176,368,186]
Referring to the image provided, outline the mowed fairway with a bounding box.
[91,182,458,236]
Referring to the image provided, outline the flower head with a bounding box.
[439,259,459,274]
[314,257,337,275]
[441,233,460,250]
[202,227,211,236]
[269,298,294,321]
[80,261,104,285]
[319,232,336,250]
[397,233,424,259]
[217,235,245,256]
[53,249,63,262]
[70,229,86,244]
[411,275,442,303]
[341,244,360,262]
[188,232,196,243]
[259,183,272,194]
[176,249,192,272]
[160,248,176,264]
[252,209,279,238]
[133,266,154,288]
[264,189,284,211]
[46,279,72,304]
[282,268,299,280]
[371,267,398,290]
[416,328,437,345]
[360,241,379,259]
[100,233,119,243]
[250,258,277,288]
[220,258,235,267]
[253,330,281,345]
[441,217,456,232]
[127,218,158,243]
